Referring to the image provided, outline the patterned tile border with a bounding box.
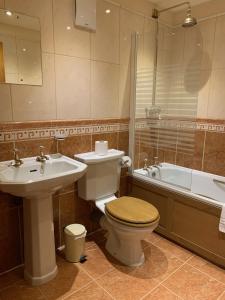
[0,121,129,142]
[135,119,225,133]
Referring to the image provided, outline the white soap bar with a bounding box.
[95,141,108,156]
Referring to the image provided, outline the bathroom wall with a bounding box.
[0,0,156,273]
[135,0,225,178]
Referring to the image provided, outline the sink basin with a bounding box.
[0,154,87,286]
[0,155,87,197]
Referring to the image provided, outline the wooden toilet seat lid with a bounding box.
[105,196,159,226]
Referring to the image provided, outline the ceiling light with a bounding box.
[105,9,111,14]
[22,48,27,52]
[6,11,12,16]
[66,26,71,30]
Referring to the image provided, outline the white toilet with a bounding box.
[75,149,160,267]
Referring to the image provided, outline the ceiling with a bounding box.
[150,0,210,10]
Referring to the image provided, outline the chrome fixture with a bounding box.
[145,106,161,119]
[182,7,197,27]
[143,158,150,171]
[36,146,49,162]
[152,1,197,28]
[152,157,162,176]
[11,148,23,167]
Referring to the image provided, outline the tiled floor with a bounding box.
[1,231,225,300]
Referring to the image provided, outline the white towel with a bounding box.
[219,204,225,233]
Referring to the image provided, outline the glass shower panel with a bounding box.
[133,21,201,191]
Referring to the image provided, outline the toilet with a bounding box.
[75,149,160,267]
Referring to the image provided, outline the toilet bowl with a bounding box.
[75,150,160,266]
[100,196,159,266]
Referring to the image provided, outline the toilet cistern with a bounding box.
[75,149,159,267]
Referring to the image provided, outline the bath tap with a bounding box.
[143,159,153,176]
[152,157,162,169]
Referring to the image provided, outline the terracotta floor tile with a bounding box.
[155,238,193,262]
[65,282,113,300]
[163,264,225,300]
[96,267,159,300]
[128,244,184,282]
[144,232,162,245]
[188,255,225,284]
[79,245,114,278]
[0,267,24,291]
[143,285,180,299]
[218,290,225,299]
[39,260,92,300]
[0,280,45,300]
[85,230,106,250]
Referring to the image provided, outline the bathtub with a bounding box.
[130,162,225,267]
[133,163,225,208]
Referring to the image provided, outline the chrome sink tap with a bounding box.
[11,148,23,167]
[36,146,49,162]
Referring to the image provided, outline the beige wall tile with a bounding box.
[53,0,90,59]
[170,27,185,66]
[208,69,225,119]
[0,85,13,121]
[197,69,212,118]
[91,0,119,64]
[55,54,91,119]
[5,0,54,53]
[120,9,145,67]
[213,15,225,69]
[11,53,56,121]
[91,61,119,118]
[183,18,216,70]
[118,64,130,118]
[141,18,156,70]
[116,0,154,18]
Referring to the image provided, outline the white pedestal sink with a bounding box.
[0,154,87,286]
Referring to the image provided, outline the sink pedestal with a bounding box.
[23,194,58,286]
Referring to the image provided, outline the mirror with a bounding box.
[0,9,42,85]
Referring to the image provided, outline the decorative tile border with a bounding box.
[0,120,129,142]
[135,118,225,133]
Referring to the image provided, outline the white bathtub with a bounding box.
[133,163,225,207]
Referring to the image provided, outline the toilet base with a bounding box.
[100,216,158,267]
[105,239,145,267]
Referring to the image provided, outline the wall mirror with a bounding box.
[0,9,42,86]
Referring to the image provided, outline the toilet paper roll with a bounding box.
[121,156,132,168]
[95,141,108,156]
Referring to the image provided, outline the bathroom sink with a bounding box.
[0,155,87,197]
[0,154,87,286]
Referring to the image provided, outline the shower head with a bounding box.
[152,2,198,28]
[182,7,197,27]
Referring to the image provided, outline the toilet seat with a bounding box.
[105,196,159,228]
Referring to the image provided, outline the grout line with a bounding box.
[152,237,194,264]
[62,281,96,300]
[140,259,188,300]
[185,260,225,287]
[94,280,116,300]
[76,263,116,299]
[51,0,58,121]
[161,259,225,300]
[37,287,48,300]
[218,289,225,300]
[161,284,184,299]
[201,130,206,171]
[9,84,14,122]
